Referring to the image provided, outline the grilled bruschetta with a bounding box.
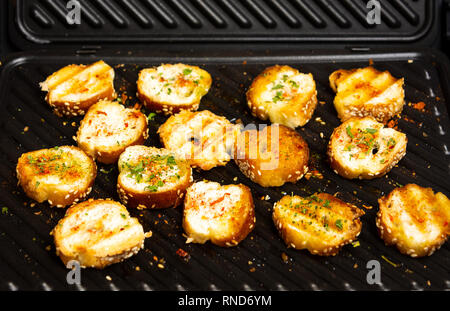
[329,66,405,122]
[328,117,407,179]
[76,100,148,164]
[137,63,212,115]
[377,184,450,257]
[40,60,117,117]
[234,124,309,187]
[117,146,192,209]
[183,181,255,247]
[52,199,146,268]
[273,193,364,256]
[247,65,318,129]
[158,110,240,170]
[16,146,96,208]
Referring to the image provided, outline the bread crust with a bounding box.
[76,100,149,164]
[52,199,146,269]
[247,65,318,129]
[182,181,255,247]
[273,193,364,256]
[137,63,212,115]
[158,110,240,171]
[16,146,96,208]
[117,146,192,209]
[41,60,117,117]
[376,184,450,257]
[329,66,405,122]
[328,117,407,180]
[234,124,309,187]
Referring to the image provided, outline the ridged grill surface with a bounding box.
[0,49,449,291]
[15,0,433,43]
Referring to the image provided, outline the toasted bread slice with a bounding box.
[137,63,212,115]
[158,110,240,170]
[117,146,192,209]
[16,146,96,208]
[40,60,117,117]
[183,181,255,247]
[329,66,405,122]
[76,100,148,164]
[235,124,309,187]
[247,65,318,129]
[328,117,407,180]
[52,199,146,268]
[273,193,364,256]
[377,184,450,257]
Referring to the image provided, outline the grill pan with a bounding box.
[0,47,449,291]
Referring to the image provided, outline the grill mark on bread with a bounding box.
[273,193,364,256]
[377,184,450,258]
[40,60,117,117]
[158,110,240,170]
[52,199,146,269]
[329,66,405,122]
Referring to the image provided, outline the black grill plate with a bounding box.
[0,48,449,291]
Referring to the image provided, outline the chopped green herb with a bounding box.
[365,128,378,134]
[1,207,8,215]
[272,84,284,90]
[346,126,354,139]
[120,213,127,219]
[273,91,283,103]
[335,219,343,230]
[182,68,193,76]
[147,112,156,121]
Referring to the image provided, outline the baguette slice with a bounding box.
[52,199,146,269]
[76,100,148,164]
[183,181,255,247]
[137,63,212,115]
[158,110,240,170]
[247,65,318,128]
[329,66,405,122]
[40,60,117,117]
[16,146,96,208]
[235,124,309,187]
[117,146,192,209]
[328,117,407,179]
[273,193,364,256]
[377,184,450,258]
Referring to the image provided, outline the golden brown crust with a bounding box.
[247,65,318,129]
[376,184,450,257]
[16,146,96,208]
[273,193,364,256]
[327,117,407,180]
[117,146,192,209]
[234,124,309,187]
[329,66,405,123]
[182,181,255,247]
[76,100,149,164]
[52,199,146,269]
[137,63,212,115]
[41,60,117,117]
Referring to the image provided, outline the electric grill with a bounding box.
[0,0,449,291]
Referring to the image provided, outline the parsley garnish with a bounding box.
[182,68,192,76]
[335,219,343,230]
[346,126,354,139]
